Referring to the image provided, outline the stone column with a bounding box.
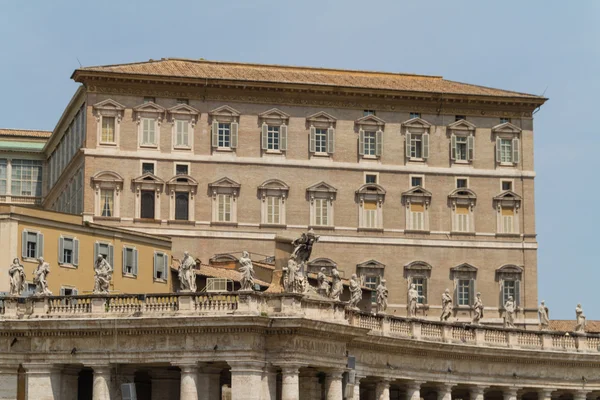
[23,364,61,400]
[470,386,487,400]
[197,366,221,400]
[261,366,277,400]
[573,391,588,400]
[537,389,554,400]
[151,369,180,400]
[406,381,425,400]
[91,365,112,400]
[230,362,264,400]
[0,365,19,400]
[325,369,344,400]
[179,364,199,400]
[375,379,390,400]
[503,387,519,400]
[350,374,365,400]
[281,366,300,400]
[60,367,80,400]
[436,383,453,400]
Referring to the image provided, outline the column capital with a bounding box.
[470,386,489,395]
[537,388,555,397]
[325,368,345,378]
[229,360,265,374]
[280,365,301,375]
[573,390,589,400]
[436,383,454,392]
[22,363,62,374]
[406,380,426,390]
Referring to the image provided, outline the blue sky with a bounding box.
[1,1,598,319]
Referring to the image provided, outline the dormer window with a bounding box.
[448,119,476,163]
[259,109,289,154]
[93,99,125,147]
[492,122,522,166]
[307,111,336,156]
[134,102,165,149]
[210,105,240,152]
[402,117,431,162]
[402,186,432,232]
[356,115,386,159]
[168,104,199,150]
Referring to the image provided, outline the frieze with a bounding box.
[291,337,346,356]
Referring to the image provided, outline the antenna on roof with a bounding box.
[76,57,82,68]
[541,86,548,97]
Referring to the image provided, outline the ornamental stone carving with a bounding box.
[575,304,586,333]
[179,251,197,292]
[504,296,516,329]
[472,292,484,325]
[317,268,330,297]
[329,266,343,301]
[440,289,452,321]
[93,255,113,294]
[8,258,25,296]
[33,257,52,296]
[238,251,255,292]
[376,279,388,314]
[538,301,550,330]
[407,283,424,318]
[347,274,362,310]
[283,230,320,294]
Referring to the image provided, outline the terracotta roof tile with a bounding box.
[0,128,52,138]
[548,320,600,333]
[75,58,544,100]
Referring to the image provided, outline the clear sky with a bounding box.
[1,1,598,319]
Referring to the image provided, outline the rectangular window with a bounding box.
[175,164,188,175]
[123,247,137,275]
[456,178,468,189]
[154,252,168,280]
[412,277,426,304]
[502,180,512,191]
[410,203,424,230]
[410,134,422,158]
[364,275,378,305]
[143,97,155,103]
[141,118,156,145]
[11,160,42,197]
[455,205,469,232]
[142,162,155,175]
[217,123,231,148]
[314,198,329,226]
[0,160,6,195]
[455,136,468,161]
[363,131,376,156]
[363,110,376,116]
[267,126,280,150]
[455,115,466,121]
[62,237,74,264]
[365,174,377,184]
[503,280,516,304]
[26,232,38,258]
[501,207,514,233]
[100,189,114,217]
[175,120,189,147]
[500,117,511,124]
[410,112,421,119]
[266,196,280,224]
[101,117,115,143]
[217,194,232,222]
[411,176,423,187]
[458,280,471,306]
[363,201,377,228]
[500,139,512,163]
[175,192,189,220]
[315,128,328,153]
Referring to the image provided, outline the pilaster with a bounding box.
[23,363,61,400]
[0,365,19,400]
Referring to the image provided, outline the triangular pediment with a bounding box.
[356,183,386,195]
[167,174,198,185]
[132,172,164,184]
[167,104,199,115]
[402,117,432,129]
[402,186,432,198]
[355,114,386,127]
[492,122,522,134]
[451,263,478,273]
[448,188,477,199]
[209,105,240,117]
[357,259,385,269]
[448,119,476,131]
[493,190,522,201]
[258,179,289,190]
[258,108,290,120]
[209,177,241,189]
[93,99,126,111]
[306,181,337,194]
[306,111,337,124]
[133,102,166,113]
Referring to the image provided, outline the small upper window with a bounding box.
[500,117,511,124]
[411,176,423,187]
[410,112,421,119]
[142,163,155,175]
[365,174,377,184]
[456,178,468,189]
[175,164,189,176]
[502,181,512,191]
[455,115,466,121]
[363,110,376,116]
[143,97,156,103]
[176,98,189,105]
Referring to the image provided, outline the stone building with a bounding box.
[0,59,547,323]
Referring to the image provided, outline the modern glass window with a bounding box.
[218,123,231,148]
[175,120,189,147]
[217,194,232,222]
[0,160,6,194]
[101,117,115,142]
[457,279,471,306]
[500,139,512,163]
[141,118,156,145]
[412,277,426,304]
[142,163,155,175]
[140,190,155,219]
[11,160,42,196]
[267,126,280,150]
[266,196,281,224]
[314,198,329,226]
[363,131,376,156]
[363,201,377,228]
[410,112,421,119]
[175,192,189,220]
[455,136,468,161]
[100,189,114,217]
[410,134,423,158]
[315,128,328,153]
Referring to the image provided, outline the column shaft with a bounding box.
[24,365,61,400]
[437,385,453,400]
[180,366,199,400]
[261,368,277,400]
[470,387,487,400]
[92,366,112,400]
[281,367,300,400]
[325,370,344,400]
[376,380,390,400]
[0,366,19,400]
[230,362,263,400]
[406,382,424,400]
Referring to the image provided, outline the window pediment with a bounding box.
[92,171,124,186]
[355,114,386,129]
[209,105,241,122]
[356,183,386,196]
[402,186,432,204]
[133,102,165,123]
[494,190,522,207]
[451,263,478,273]
[209,177,240,196]
[492,122,522,135]
[167,174,198,186]
[132,173,164,185]
[496,264,523,280]
[307,181,337,195]
[451,263,478,280]
[306,111,337,128]
[258,179,289,191]
[448,188,477,199]
[356,259,385,269]
[168,104,199,124]
[93,99,125,121]
[308,257,337,268]
[259,108,290,124]
[448,119,476,132]
[404,261,432,278]
[402,117,432,129]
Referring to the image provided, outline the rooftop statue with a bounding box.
[8,258,26,296]
[440,288,452,321]
[238,251,255,291]
[329,266,343,301]
[93,255,113,294]
[376,279,388,314]
[283,230,320,294]
[472,292,484,325]
[33,257,52,296]
[504,296,516,328]
[179,251,197,292]
[290,229,320,265]
[347,274,362,310]
[407,283,424,318]
[538,300,550,330]
[575,304,586,333]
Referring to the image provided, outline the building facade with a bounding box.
[1,59,547,322]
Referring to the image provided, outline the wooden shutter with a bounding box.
[469,279,475,306]
[512,137,520,164]
[515,280,521,307]
[309,126,316,153]
[73,239,79,266]
[422,133,430,159]
[133,248,138,276]
[35,233,44,258]
[327,127,335,154]
[499,280,505,307]
[21,231,27,259]
[230,122,238,149]
[450,134,456,160]
[375,130,383,157]
[153,253,159,279]
[261,123,268,150]
[405,133,412,158]
[422,278,428,304]
[496,137,502,162]
[58,237,65,264]
[358,129,365,156]
[467,135,475,161]
[453,280,458,305]
[280,124,288,150]
[122,248,127,274]
[162,254,169,281]
[108,244,114,267]
[211,120,218,148]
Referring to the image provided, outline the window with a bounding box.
[357,184,385,229]
[143,97,155,103]
[142,162,155,175]
[94,242,114,267]
[307,112,337,155]
[267,125,280,150]
[100,189,114,217]
[406,133,429,160]
[456,178,468,189]
[363,131,376,156]
[175,164,189,175]
[409,112,421,119]
[209,177,240,224]
[174,119,189,147]
[411,176,423,187]
[363,201,377,228]
[307,182,336,228]
[454,205,470,232]
[363,110,376,116]
[500,117,511,124]
[496,137,520,164]
[497,265,522,306]
[59,237,79,266]
[365,174,378,184]
[217,194,232,222]
[140,190,155,219]
[175,192,189,220]
[502,180,512,191]
[93,99,124,148]
[500,139,512,163]
[494,191,521,234]
[11,160,42,196]
[266,196,281,224]
[122,247,138,276]
[154,252,168,281]
[259,110,290,153]
[210,106,240,150]
[101,117,115,143]
[457,280,471,306]
[409,203,424,230]
[449,119,476,163]
[356,115,385,158]
[501,207,514,233]
[22,230,43,259]
[258,179,289,226]
[141,118,156,146]
[403,186,431,231]
[0,160,6,194]
[455,115,466,121]
[218,123,231,148]
[167,175,197,221]
[455,136,468,160]
[503,280,516,304]
[314,128,328,153]
[314,198,329,226]
[364,275,379,305]
[412,277,427,304]
[176,98,189,105]
[61,287,76,296]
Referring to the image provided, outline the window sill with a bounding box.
[134,218,162,224]
[309,225,335,231]
[22,257,40,264]
[495,233,520,238]
[452,160,471,165]
[153,278,168,284]
[99,142,118,147]
[173,146,192,151]
[94,216,121,222]
[214,147,234,152]
[139,144,158,149]
[264,150,284,155]
[358,227,384,233]
[311,152,331,158]
[404,229,430,234]
[260,223,287,229]
[168,220,195,225]
[59,263,78,269]
[211,221,238,227]
[408,158,426,163]
[123,273,138,279]
[450,231,476,237]
[361,155,379,160]
[498,162,517,167]
[453,305,473,310]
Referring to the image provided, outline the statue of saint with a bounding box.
[290,229,320,265]
[93,255,113,294]
[238,251,255,291]
[504,296,516,328]
[33,257,52,296]
[329,266,343,301]
[472,292,484,325]
[407,283,424,318]
[575,304,586,333]
[440,288,453,321]
[317,267,330,297]
[8,258,26,296]
[538,300,550,330]
[178,251,197,292]
[376,279,388,314]
[347,274,362,309]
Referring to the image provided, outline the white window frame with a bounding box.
[134,102,165,150]
[356,115,385,160]
[22,229,44,260]
[409,174,424,188]
[132,173,164,220]
[140,117,158,147]
[93,99,125,147]
[497,265,522,307]
[258,179,289,226]
[91,171,123,219]
[494,192,521,235]
[404,261,432,306]
[122,246,138,277]
[168,103,199,151]
[259,108,290,154]
[492,122,522,166]
[356,184,385,230]
[58,236,79,267]
[209,105,241,152]
[402,117,432,162]
[153,251,169,282]
[448,119,476,164]
[140,160,157,176]
[209,177,241,225]
[173,118,192,149]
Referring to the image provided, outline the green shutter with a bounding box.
[327,127,335,154]
[309,126,316,153]
[375,130,383,157]
[450,134,456,160]
[153,253,159,279]
[405,133,412,158]
[122,247,127,275]
[422,278,428,304]
[280,124,287,151]
[261,123,268,150]
[21,230,27,259]
[358,129,365,156]
[422,133,430,159]
[108,244,114,267]
[133,249,138,276]
[469,279,475,306]
[230,122,238,149]
[212,120,219,148]
[58,237,65,264]
[73,239,79,266]
[512,137,520,164]
[467,135,475,161]
[94,242,99,264]
[163,254,168,281]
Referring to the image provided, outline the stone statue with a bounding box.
[407,283,424,318]
[347,274,362,309]
[504,296,516,328]
[317,267,330,297]
[538,301,550,330]
[33,257,52,296]
[238,251,255,291]
[178,251,197,292]
[440,288,453,321]
[8,258,26,296]
[283,258,306,293]
[376,279,388,314]
[575,304,586,333]
[472,292,484,325]
[329,266,343,301]
[93,255,113,294]
[290,229,320,265]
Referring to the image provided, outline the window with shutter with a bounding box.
[327,127,335,154]
[314,128,328,153]
[101,117,115,143]
[123,247,137,276]
[375,130,383,157]
[73,239,79,266]
[410,203,425,230]
[455,205,470,232]
[174,119,189,147]
[266,196,281,224]
[141,118,156,145]
[363,132,376,156]
[230,122,238,149]
[512,137,520,164]
[363,201,378,228]
[217,194,232,222]
[280,124,288,151]
[266,126,280,150]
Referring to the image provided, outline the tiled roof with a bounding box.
[74,58,544,100]
[0,128,52,138]
[548,320,600,333]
